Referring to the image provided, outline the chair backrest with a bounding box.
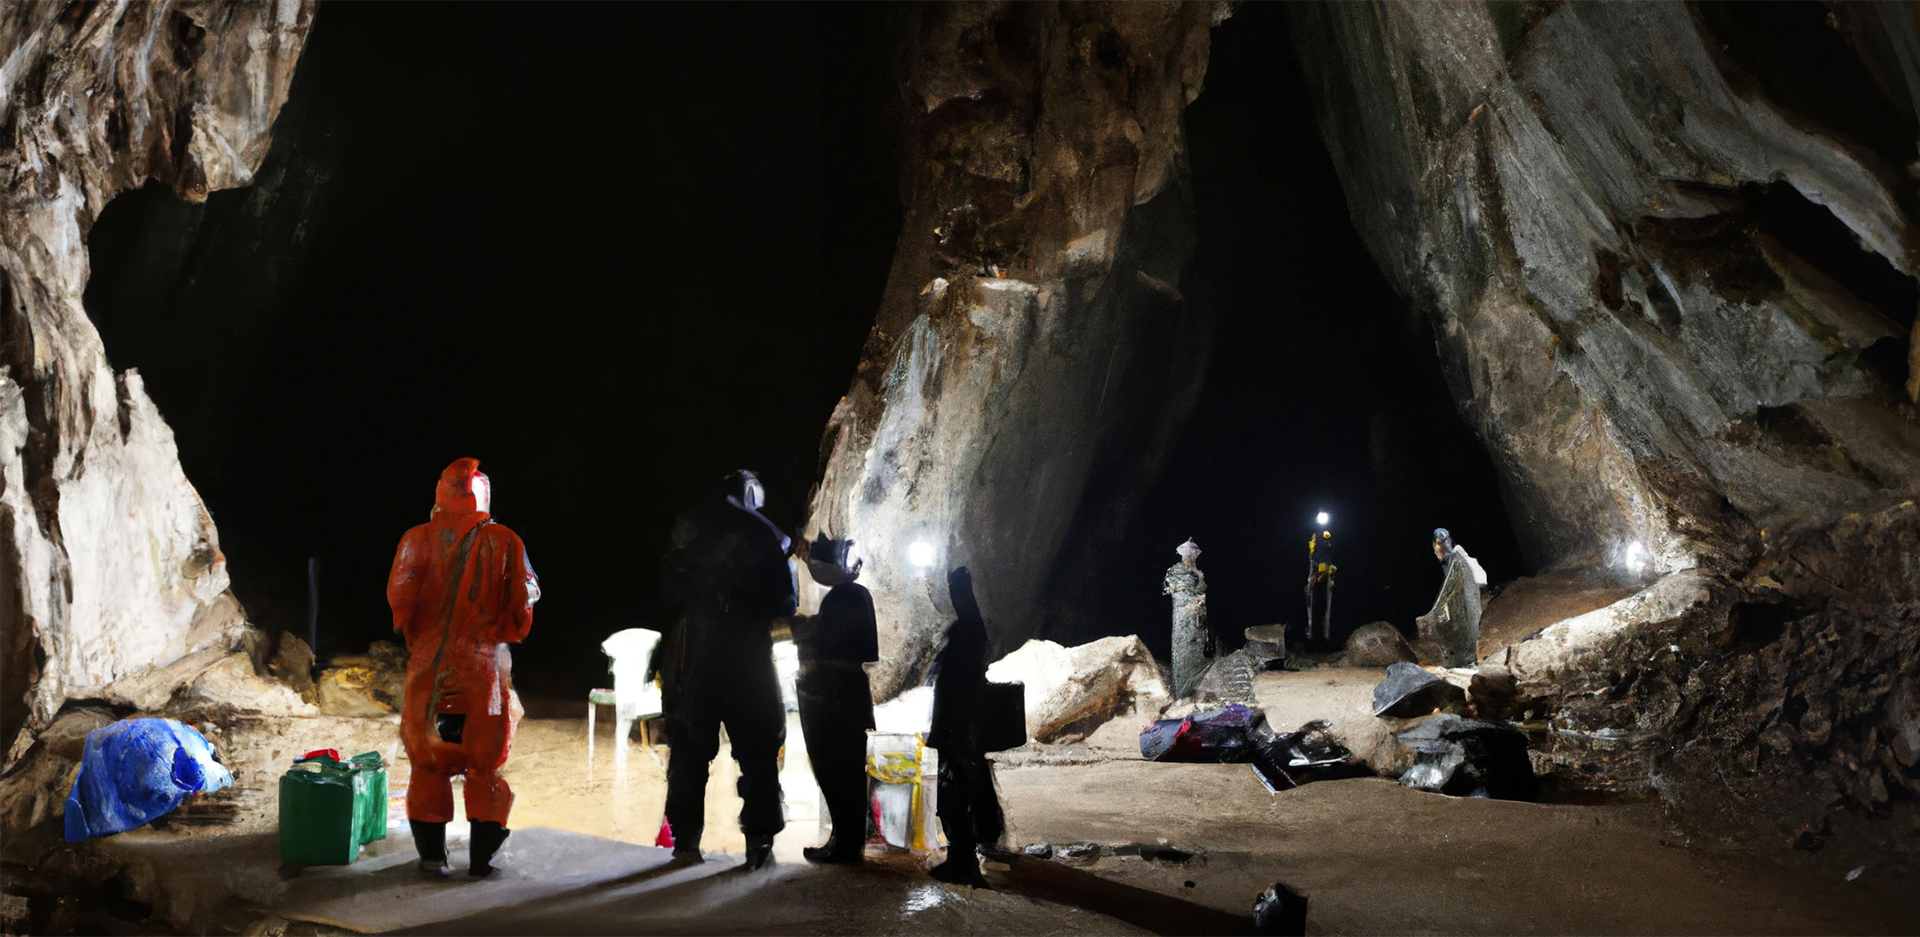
[600,628,663,718]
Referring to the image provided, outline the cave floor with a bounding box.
[59,684,1917,936]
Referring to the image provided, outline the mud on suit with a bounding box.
[387,459,537,826]
[655,494,797,852]
[795,579,878,852]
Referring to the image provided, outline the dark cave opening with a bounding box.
[1052,2,1528,658]
[82,2,903,695]
[1744,180,1919,393]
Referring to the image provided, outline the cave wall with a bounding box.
[805,1,1221,696]
[0,1,313,753]
[1284,1,1920,577]
[1284,0,1920,853]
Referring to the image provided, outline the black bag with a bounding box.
[978,681,1027,753]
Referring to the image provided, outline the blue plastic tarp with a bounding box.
[64,718,233,841]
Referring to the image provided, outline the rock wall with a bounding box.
[1,1,314,754]
[1286,1,1920,576]
[1285,0,1920,854]
[805,2,1222,696]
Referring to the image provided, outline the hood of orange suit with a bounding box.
[434,458,489,517]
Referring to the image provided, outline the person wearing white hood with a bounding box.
[1416,528,1486,668]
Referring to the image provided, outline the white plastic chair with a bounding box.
[591,628,663,765]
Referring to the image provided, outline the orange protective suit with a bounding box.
[387,458,537,825]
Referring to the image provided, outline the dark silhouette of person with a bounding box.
[387,458,538,878]
[926,566,1005,887]
[794,534,878,864]
[655,470,797,870]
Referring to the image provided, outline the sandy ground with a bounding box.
[62,679,1915,935]
[428,710,830,862]
[997,764,1912,935]
[403,850,1155,937]
[416,686,1912,936]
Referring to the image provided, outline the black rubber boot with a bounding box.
[802,837,863,865]
[468,821,511,878]
[740,833,775,872]
[928,848,987,888]
[410,820,451,878]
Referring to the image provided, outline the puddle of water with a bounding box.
[900,883,956,915]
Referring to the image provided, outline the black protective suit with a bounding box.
[927,568,1004,884]
[656,473,797,858]
[794,552,878,862]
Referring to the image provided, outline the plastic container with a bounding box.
[866,732,939,852]
[278,751,389,866]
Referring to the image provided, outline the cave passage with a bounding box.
[1053,1,1527,659]
[81,2,902,695]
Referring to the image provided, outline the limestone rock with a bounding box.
[0,709,113,840]
[314,641,407,717]
[179,653,318,717]
[805,3,1221,698]
[0,1,316,749]
[267,634,316,700]
[1341,622,1416,667]
[1287,1,1920,577]
[987,636,1171,744]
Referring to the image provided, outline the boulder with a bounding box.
[1372,662,1467,718]
[315,641,407,717]
[987,636,1172,744]
[1241,625,1288,669]
[1390,714,1537,801]
[1341,622,1416,667]
[179,654,317,717]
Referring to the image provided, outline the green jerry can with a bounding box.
[278,751,389,865]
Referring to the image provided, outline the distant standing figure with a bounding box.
[656,470,797,870]
[794,534,878,865]
[1304,528,1336,646]
[927,567,1005,887]
[1416,528,1482,668]
[387,458,539,878]
[1163,539,1211,698]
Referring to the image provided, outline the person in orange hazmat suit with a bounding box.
[387,458,539,878]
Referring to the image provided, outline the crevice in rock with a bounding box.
[1744,180,1918,330]
[1694,1,1920,200]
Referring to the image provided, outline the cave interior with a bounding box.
[4,1,1919,934]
